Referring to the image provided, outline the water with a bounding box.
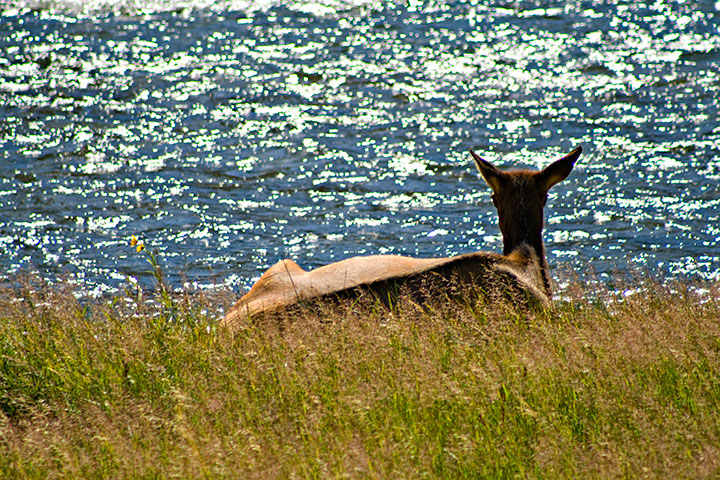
[1,0,719,297]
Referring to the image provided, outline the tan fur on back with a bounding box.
[221,247,547,329]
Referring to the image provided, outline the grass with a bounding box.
[1,272,719,479]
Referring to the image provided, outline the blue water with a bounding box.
[1,1,719,296]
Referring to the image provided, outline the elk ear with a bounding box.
[539,146,582,192]
[469,148,504,193]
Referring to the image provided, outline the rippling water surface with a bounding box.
[1,0,719,296]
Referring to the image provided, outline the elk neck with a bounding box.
[501,225,553,298]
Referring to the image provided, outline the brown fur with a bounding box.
[221,146,582,329]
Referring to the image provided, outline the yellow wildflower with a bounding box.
[130,235,138,247]
[136,243,145,252]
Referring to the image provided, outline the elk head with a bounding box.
[469,146,582,257]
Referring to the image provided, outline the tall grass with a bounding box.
[1,273,719,479]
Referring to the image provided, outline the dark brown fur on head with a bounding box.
[469,147,582,255]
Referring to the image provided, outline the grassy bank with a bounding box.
[1,275,719,479]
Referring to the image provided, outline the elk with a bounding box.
[221,146,582,330]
